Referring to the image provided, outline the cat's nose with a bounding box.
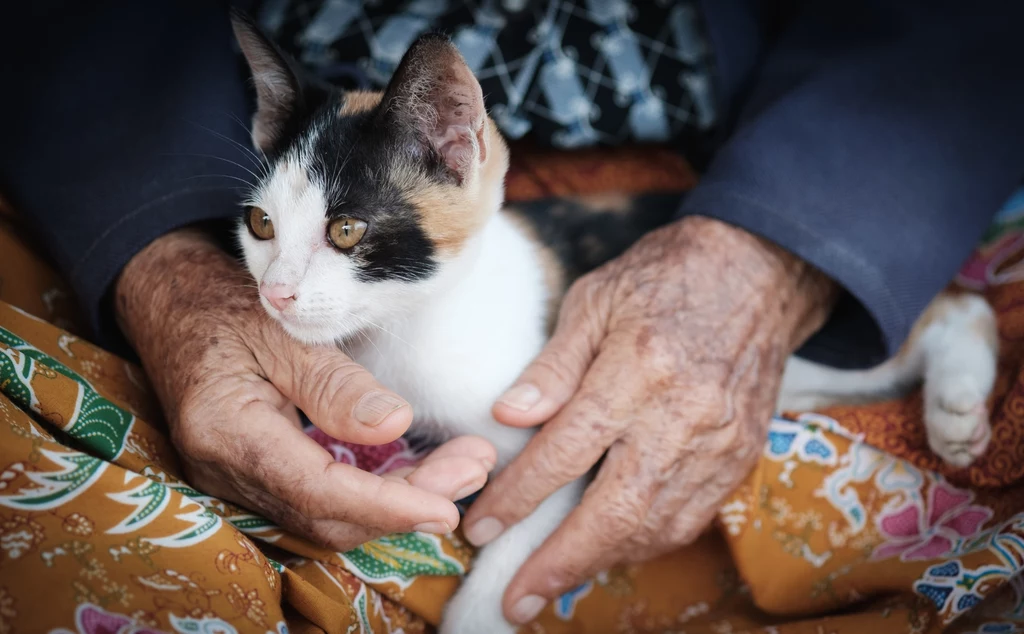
[261,283,297,312]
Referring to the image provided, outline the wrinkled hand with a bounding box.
[463,216,837,624]
[117,229,495,549]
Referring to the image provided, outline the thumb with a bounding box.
[266,335,413,445]
[493,279,605,427]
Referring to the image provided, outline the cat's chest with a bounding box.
[347,212,553,441]
[351,308,546,438]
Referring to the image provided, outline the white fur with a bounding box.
[779,293,998,467]
[242,153,580,633]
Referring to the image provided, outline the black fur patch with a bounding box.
[505,192,684,282]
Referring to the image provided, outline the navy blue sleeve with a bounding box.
[687,0,1024,368]
[0,1,256,348]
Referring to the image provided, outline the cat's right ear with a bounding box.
[231,10,302,154]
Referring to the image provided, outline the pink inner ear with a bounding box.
[383,36,488,183]
[431,125,481,178]
[426,66,487,182]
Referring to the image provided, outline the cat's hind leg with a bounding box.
[778,291,998,468]
[919,293,998,467]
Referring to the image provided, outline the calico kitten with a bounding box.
[232,17,998,632]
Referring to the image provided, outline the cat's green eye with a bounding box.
[328,217,368,250]
[247,206,275,240]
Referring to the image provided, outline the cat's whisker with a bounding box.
[183,173,257,188]
[358,317,421,355]
[183,119,270,176]
[355,326,384,360]
[166,153,263,184]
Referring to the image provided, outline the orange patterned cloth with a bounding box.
[0,152,1023,634]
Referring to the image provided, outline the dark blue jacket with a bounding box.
[1,1,1023,367]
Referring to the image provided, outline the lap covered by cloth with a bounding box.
[1,153,1024,634]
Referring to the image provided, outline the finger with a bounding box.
[305,455,491,551]
[620,466,711,563]
[501,444,659,624]
[466,357,633,546]
[239,402,460,536]
[266,336,414,445]
[464,395,615,546]
[400,456,490,502]
[492,279,606,427]
[499,444,659,626]
[419,435,497,471]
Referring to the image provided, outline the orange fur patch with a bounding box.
[899,289,996,358]
[390,118,509,255]
[339,91,383,115]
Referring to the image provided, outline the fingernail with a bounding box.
[354,391,407,426]
[413,521,451,534]
[499,383,541,411]
[510,595,546,624]
[464,516,504,546]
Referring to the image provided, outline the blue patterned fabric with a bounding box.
[255,0,718,148]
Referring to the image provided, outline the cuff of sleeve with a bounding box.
[72,186,242,355]
[678,183,902,369]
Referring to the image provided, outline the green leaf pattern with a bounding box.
[0,326,134,460]
[340,532,465,590]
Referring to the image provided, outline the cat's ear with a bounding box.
[380,34,487,185]
[231,10,303,153]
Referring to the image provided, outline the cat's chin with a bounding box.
[275,319,348,347]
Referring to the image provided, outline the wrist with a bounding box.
[115,229,260,414]
[676,216,839,349]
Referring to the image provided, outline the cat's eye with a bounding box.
[247,206,275,240]
[328,217,368,249]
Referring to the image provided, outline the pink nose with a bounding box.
[261,283,297,312]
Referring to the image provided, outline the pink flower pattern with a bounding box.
[52,603,164,634]
[872,481,994,562]
[305,427,425,475]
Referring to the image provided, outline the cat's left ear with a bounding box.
[231,10,312,154]
[380,34,487,185]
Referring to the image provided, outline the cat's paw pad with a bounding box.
[926,379,991,468]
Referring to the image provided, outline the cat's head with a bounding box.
[233,14,509,345]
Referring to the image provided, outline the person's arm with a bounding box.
[0,0,254,348]
[687,0,1024,368]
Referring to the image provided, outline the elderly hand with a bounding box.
[463,216,838,624]
[116,229,496,549]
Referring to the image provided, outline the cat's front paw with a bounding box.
[925,377,991,468]
[440,578,517,634]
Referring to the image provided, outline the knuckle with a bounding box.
[709,417,749,456]
[310,360,368,420]
[559,273,607,327]
[537,433,591,483]
[531,352,583,392]
[594,498,645,541]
